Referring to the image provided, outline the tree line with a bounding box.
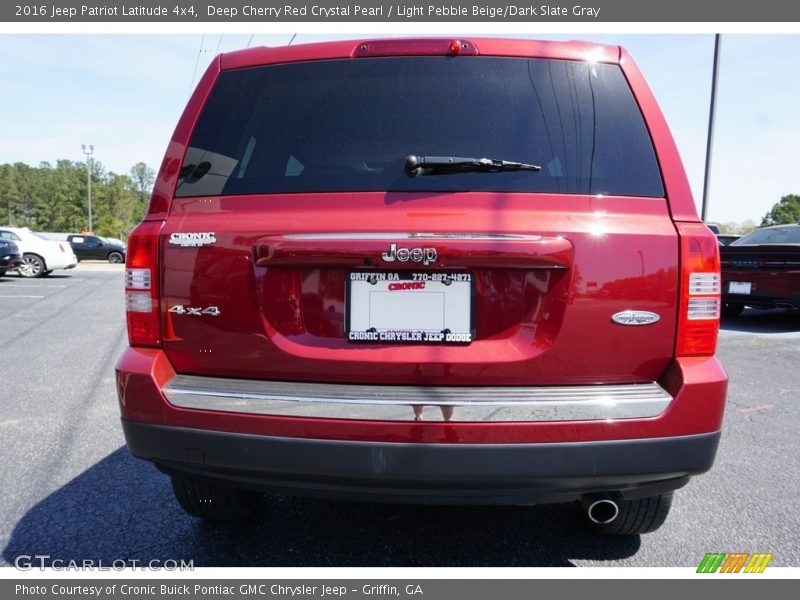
[715,194,800,235]
[0,160,155,240]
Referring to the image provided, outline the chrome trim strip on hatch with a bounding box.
[163,376,672,422]
[281,232,545,241]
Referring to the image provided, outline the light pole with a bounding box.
[701,35,721,222]
[82,144,94,232]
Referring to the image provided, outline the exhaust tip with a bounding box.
[585,498,620,525]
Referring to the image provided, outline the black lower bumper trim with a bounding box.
[122,419,720,505]
[723,293,800,310]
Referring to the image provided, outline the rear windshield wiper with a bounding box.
[404,154,541,177]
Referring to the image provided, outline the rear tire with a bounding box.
[108,251,124,264]
[722,302,745,318]
[581,493,673,535]
[18,254,46,278]
[170,476,262,521]
[0,269,6,277]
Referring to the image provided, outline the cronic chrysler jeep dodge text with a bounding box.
[117,38,727,534]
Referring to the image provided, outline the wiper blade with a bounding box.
[404,154,541,177]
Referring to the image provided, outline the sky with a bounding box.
[0,33,798,225]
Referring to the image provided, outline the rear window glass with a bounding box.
[176,56,664,198]
[734,227,800,245]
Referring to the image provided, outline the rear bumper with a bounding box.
[722,272,800,309]
[116,348,727,502]
[47,255,78,271]
[116,348,728,444]
[122,419,719,504]
[0,254,22,270]
[723,292,800,310]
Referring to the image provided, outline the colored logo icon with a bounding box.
[697,553,773,573]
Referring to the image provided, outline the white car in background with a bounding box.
[0,226,78,278]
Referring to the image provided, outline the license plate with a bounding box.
[729,281,752,295]
[346,272,473,344]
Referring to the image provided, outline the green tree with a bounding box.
[761,194,800,227]
[129,162,155,224]
[95,172,138,238]
[0,160,155,235]
[0,164,15,224]
[717,220,759,235]
[739,219,759,235]
[10,162,35,226]
[717,222,740,234]
[129,162,155,202]
[55,160,90,232]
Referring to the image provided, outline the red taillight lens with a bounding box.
[124,220,163,347]
[676,223,721,357]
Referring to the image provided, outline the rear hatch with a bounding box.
[160,47,679,386]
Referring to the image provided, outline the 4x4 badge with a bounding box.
[168,305,220,317]
[611,310,660,326]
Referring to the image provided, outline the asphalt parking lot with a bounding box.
[1,264,798,568]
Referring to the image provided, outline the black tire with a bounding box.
[108,251,124,264]
[0,269,6,278]
[581,493,673,535]
[170,476,262,521]
[42,270,52,276]
[722,302,745,318]
[18,254,46,278]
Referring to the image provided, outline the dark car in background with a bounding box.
[716,234,741,246]
[720,224,800,317]
[67,234,126,263]
[0,238,22,277]
[705,224,740,246]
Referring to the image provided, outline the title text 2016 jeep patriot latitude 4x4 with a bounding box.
[117,38,727,535]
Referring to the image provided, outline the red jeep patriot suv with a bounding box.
[117,38,727,535]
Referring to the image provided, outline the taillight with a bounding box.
[124,220,164,347]
[353,38,479,58]
[676,223,720,357]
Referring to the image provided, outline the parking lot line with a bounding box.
[0,284,68,288]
